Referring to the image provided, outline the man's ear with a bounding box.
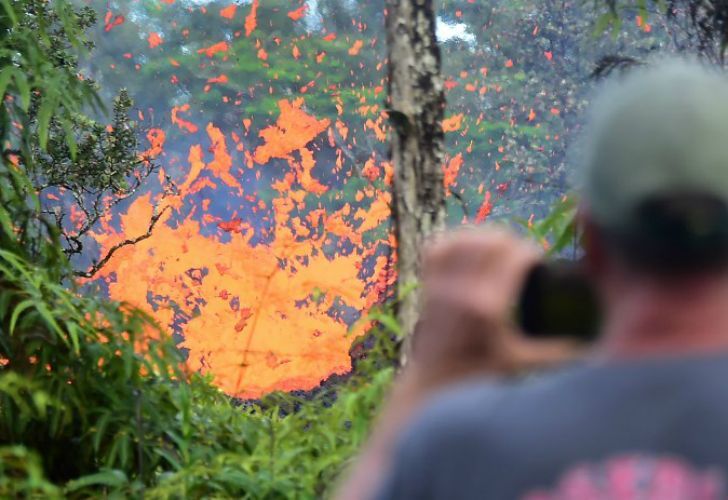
[578,208,607,278]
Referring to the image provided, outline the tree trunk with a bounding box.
[386,0,447,363]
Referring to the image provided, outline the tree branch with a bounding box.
[74,205,170,279]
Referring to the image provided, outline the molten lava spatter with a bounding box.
[92,101,391,398]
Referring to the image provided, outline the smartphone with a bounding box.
[516,261,601,342]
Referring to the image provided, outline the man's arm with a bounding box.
[335,228,582,500]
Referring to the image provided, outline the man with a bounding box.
[337,60,728,499]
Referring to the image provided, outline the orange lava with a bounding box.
[91,101,391,398]
[245,0,259,37]
[220,4,237,19]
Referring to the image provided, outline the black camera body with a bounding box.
[516,261,601,342]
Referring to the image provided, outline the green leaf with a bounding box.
[66,321,81,354]
[367,311,401,337]
[611,15,623,39]
[9,299,36,334]
[92,412,113,453]
[0,68,14,100]
[593,12,615,35]
[37,94,58,151]
[35,303,68,345]
[60,118,77,159]
[154,448,183,471]
[0,208,14,240]
[549,218,577,256]
[3,253,37,284]
[398,280,419,301]
[65,470,129,492]
[0,0,17,25]
[12,71,30,112]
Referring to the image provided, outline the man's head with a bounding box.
[579,59,728,279]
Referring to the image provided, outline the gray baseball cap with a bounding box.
[579,59,728,267]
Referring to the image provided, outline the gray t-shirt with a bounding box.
[376,353,728,499]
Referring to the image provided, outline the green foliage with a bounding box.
[143,364,394,499]
[0,244,186,485]
[519,195,579,256]
[30,89,144,194]
[0,0,98,155]
[0,0,86,266]
[0,446,61,497]
[2,0,159,274]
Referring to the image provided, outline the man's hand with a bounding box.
[409,226,581,388]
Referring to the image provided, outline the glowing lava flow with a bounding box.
[92,99,391,398]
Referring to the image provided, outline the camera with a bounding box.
[516,260,601,342]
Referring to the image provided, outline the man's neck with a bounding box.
[596,275,728,360]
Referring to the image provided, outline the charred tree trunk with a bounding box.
[386,0,447,363]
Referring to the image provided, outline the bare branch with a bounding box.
[330,125,368,178]
[60,162,157,259]
[449,190,471,219]
[74,205,170,279]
